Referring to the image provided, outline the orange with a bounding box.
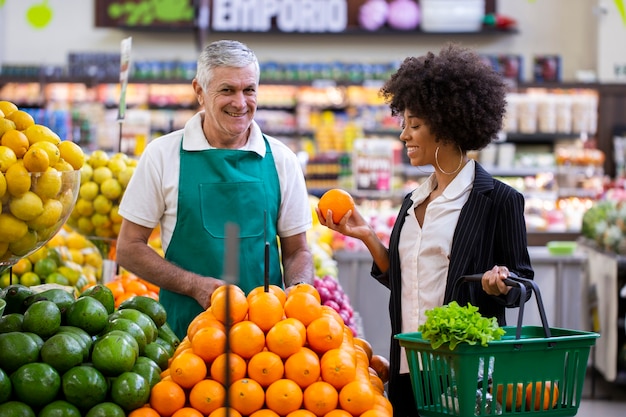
[317,188,355,224]
[284,347,321,389]
[149,379,186,417]
[247,350,285,388]
[127,407,161,417]
[369,373,385,395]
[496,383,524,411]
[210,352,247,385]
[169,352,207,389]
[352,337,373,363]
[125,280,148,296]
[284,292,323,326]
[360,409,391,417]
[283,317,307,341]
[306,315,344,354]
[250,410,280,417]
[209,407,242,417]
[265,378,304,416]
[248,291,284,332]
[525,381,559,411]
[189,379,225,415]
[303,380,339,417]
[287,410,317,417]
[323,410,352,417]
[210,284,249,325]
[229,320,265,359]
[338,380,375,416]
[191,326,226,363]
[286,282,321,303]
[171,408,205,417]
[320,348,356,390]
[320,306,344,327]
[228,378,265,416]
[373,394,393,415]
[187,310,224,341]
[248,284,287,306]
[266,320,305,359]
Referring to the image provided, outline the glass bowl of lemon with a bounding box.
[0,169,81,274]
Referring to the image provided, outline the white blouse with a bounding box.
[398,159,475,373]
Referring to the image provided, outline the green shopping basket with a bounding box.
[395,275,600,416]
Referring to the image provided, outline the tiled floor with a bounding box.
[577,369,626,416]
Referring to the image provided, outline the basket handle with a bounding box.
[451,274,552,341]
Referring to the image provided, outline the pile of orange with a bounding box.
[103,270,160,307]
[137,283,391,417]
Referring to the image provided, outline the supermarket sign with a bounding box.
[95,0,350,33]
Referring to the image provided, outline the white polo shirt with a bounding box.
[118,111,312,252]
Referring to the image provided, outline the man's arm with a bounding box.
[116,219,224,309]
[279,232,314,287]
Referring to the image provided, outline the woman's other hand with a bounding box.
[482,265,511,296]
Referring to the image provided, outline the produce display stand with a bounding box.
[396,275,599,416]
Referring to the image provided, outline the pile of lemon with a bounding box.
[67,150,137,239]
[0,100,85,264]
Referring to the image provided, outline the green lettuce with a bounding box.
[418,302,505,350]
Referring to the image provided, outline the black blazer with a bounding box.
[370,162,534,400]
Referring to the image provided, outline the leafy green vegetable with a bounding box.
[418,302,505,350]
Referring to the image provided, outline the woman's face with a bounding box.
[398,109,437,167]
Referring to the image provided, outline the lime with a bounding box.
[80,283,115,314]
[40,332,84,373]
[91,331,138,377]
[45,272,70,286]
[65,294,109,335]
[110,371,151,412]
[0,272,11,288]
[11,362,61,408]
[143,341,170,371]
[18,271,41,287]
[84,402,126,417]
[0,367,12,403]
[39,400,82,417]
[0,213,28,243]
[32,167,62,199]
[62,365,108,411]
[0,401,36,417]
[33,257,58,278]
[105,318,147,355]
[22,299,61,338]
[0,313,24,333]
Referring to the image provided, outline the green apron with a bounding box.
[162,135,282,339]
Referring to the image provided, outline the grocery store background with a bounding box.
[2,1,626,413]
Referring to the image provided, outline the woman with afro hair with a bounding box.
[316,43,534,416]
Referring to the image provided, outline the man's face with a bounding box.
[197,63,258,147]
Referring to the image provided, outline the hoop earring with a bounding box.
[435,146,463,175]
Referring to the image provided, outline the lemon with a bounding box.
[9,191,44,221]
[110,205,123,224]
[92,195,113,215]
[6,110,35,131]
[77,217,95,235]
[100,178,122,200]
[28,246,48,264]
[58,188,76,217]
[91,213,111,229]
[9,229,38,256]
[68,249,84,265]
[118,166,135,188]
[88,150,109,168]
[0,145,17,172]
[80,163,93,183]
[27,199,63,231]
[23,124,61,146]
[107,158,127,177]
[0,213,29,242]
[57,141,85,170]
[5,163,31,196]
[74,198,94,217]
[83,250,103,270]
[53,159,74,172]
[0,101,18,116]
[23,146,50,172]
[0,118,17,138]
[79,181,99,201]
[32,168,62,199]
[0,173,6,198]
[92,166,113,185]
[65,232,89,250]
[31,141,60,166]
[1,130,29,158]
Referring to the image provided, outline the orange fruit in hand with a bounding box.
[317,188,355,223]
